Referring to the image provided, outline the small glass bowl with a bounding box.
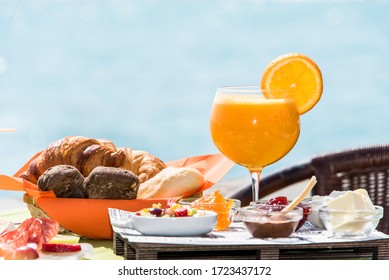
[249,198,311,231]
[319,205,383,238]
[179,198,241,231]
[240,204,303,238]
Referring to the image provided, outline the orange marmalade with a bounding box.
[190,190,234,230]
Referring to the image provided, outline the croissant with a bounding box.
[20,136,166,185]
[123,148,167,184]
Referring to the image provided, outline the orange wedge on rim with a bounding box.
[261,53,323,115]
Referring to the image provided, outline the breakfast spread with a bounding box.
[2,51,388,260]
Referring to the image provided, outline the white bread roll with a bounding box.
[136,167,204,199]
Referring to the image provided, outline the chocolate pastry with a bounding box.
[37,165,85,198]
[84,166,139,199]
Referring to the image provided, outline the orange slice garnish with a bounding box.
[261,53,323,115]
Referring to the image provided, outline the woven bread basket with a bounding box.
[23,194,75,235]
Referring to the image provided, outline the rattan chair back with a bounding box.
[230,143,389,234]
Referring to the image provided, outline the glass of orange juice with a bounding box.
[210,86,300,202]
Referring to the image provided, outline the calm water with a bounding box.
[1,0,389,198]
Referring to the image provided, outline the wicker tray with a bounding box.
[23,194,71,234]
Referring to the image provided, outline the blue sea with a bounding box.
[1,0,389,199]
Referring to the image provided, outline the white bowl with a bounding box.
[130,210,217,236]
[307,195,337,229]
[308,208,325,229]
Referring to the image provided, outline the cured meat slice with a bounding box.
[0,217,60,250]
[40,218,60,243]
[0,219,31,248]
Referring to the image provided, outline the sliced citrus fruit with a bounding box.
[261,53,323,114]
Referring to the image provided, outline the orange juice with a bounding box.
[210,93,300,171]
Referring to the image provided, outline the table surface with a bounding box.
[117,234,389,260]
[113,223,389,260]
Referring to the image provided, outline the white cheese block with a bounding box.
[327,189,374,211]
[326,189,375,232]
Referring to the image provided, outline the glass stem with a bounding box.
[250,169,263,202]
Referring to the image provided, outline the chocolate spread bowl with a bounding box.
[249,198,311,231]
[239,204,303,238]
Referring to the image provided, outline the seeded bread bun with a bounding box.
[136,167,204,199]
[37,165,85,198]
[84,166,139,199]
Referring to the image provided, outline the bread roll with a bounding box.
[37,165,85,198]
[84,166,139,199]
[136,167,204,199]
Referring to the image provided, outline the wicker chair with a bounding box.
[230,143,389,234]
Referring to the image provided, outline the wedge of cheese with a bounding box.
[327,189,374,211]
[326,189,375,232]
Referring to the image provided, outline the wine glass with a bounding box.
[210,86,300,202]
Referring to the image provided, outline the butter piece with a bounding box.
[353,189,375,211]
[326,189,375,233]
[327,189,374,211]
